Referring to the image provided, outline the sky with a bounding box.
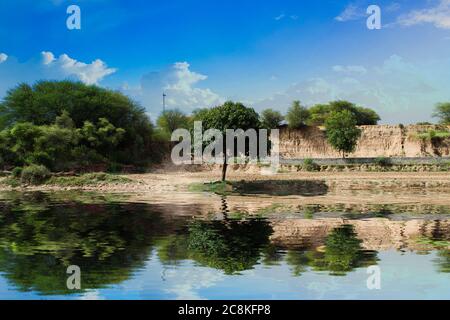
[1,0,450,124]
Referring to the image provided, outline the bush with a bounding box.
[374,157,391,167]
[11,167,23,178]
[20,165,51,185]
[302,158,319,172]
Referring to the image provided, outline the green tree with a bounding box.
[307,100,380,126]
[286,101,310,129]
[260,109,284,129]
[156,109,190,140]
[433,103,450,125]
[200,101,260,181]
[0,80,155,165]
[325,110,361,158]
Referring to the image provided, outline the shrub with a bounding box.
[20,165,51,185]
[11,167,23,178]
[374,157,391,167]
[302,158,319,172]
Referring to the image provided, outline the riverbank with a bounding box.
[1,167,450,193]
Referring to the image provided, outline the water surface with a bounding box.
[0,191,449,300]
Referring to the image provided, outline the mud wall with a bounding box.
[279,125,450,159]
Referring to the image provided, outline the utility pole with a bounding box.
[162,92,166,115]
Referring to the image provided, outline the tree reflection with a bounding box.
[186,219,273,274]
[0,193,179,295]
[286,225,379,276]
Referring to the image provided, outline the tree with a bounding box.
[307,100,380,126]
[0,80,155,165]
[260,109,284,129]
[433,103,450,125]
[286,101,309,129]
[325,110,361,158]
[156,109,189,140]
[200,101,260,181]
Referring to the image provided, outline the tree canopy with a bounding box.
[433,103,450,125]
[307,100,380,126]
[260,108,284,129]
[286,101,310,129]
[0,80,157,169]
[198,101,260,181]
[325,110,362,158]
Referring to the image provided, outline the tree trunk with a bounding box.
[221,159,228,182]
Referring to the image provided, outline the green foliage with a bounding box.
[187,220,272,274]
[196,101,260,181]
[433,102,450,125]
[11,167,22,178]
[156,109,190,140]
[374,157,391,167]
[47,173,132,187]
[307,100,380,126]
[0,80,155,167]
[286,101,309,129]
[302,158,319,172]
[415,129,450,141]
[260,109,284,129]
[325,110,362,158]
[0,193,161,294]
[20,165,51,185]
[200,101,260,133]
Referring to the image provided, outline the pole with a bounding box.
[163,93,166,115]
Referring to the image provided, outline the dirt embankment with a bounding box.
[279,125,450,159]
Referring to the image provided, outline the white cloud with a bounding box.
[0,53,7,64]
[41,52,116,85]
[123,62,222,116]
[254,55,450,124]
[332,65,367,74]
[41,51,55,65]
[397,0,450,29]
[0,51,116,98]
[335,4,365,22]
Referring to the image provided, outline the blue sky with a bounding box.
[1,0,450,123]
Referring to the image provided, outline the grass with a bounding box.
[47,173,133,186]
[188,181,234,195]
[1,172,133,187]
[415,130,450,141]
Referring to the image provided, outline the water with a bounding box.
[0,191,449,300]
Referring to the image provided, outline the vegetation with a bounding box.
[20,164,51,185]
[47,173,132,187]
[0,80,157,172]
[286,101,309,129]
[156,109,190,140]
[433,102,450,125]
[415,129,450,141]
[374,157,391,167]
[198,101,260,181]
[307,100,380,126]
[260,109,284,129]
[325,110,362,158]
[302,158,319,172]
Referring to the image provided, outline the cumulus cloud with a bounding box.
[0,51,116,97]
[41,51,116,85]
[0,53,7,64]
[397,0,450,29]
[254,55,450,124]
[123,62,222,116]
[335,4,365,22]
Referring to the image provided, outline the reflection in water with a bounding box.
[232,180,329,196]
[0,192,449,299]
